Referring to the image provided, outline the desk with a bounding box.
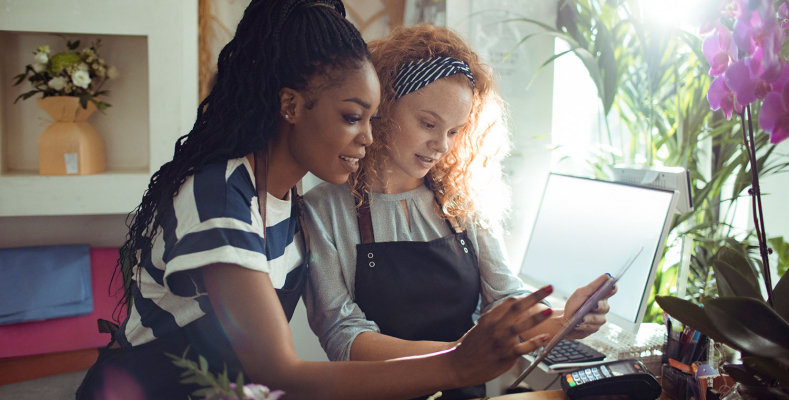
[480,389,673,399]
[483,390,568,399]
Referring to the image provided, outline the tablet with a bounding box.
[510,247,643,388]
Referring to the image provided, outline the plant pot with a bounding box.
[36,96,105,175]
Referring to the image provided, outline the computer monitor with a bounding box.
[518,173,678,333]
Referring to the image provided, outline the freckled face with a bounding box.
[288,61,381,185]
[385,77,474,192]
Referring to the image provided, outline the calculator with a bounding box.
[560,359,661,399]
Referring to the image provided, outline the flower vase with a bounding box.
[36,96,105,175]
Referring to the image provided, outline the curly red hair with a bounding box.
[347,24,511,229]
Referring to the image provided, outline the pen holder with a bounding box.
[662,364,699,400]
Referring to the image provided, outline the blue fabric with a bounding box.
[0,244,93,325]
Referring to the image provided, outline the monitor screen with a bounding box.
[518,174,676,332]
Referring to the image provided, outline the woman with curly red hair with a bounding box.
[303,24,615,399]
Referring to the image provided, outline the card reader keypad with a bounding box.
[566,365,611,387]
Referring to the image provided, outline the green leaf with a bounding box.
[235,372,245,399]
[716,246,760,289]
[191,388,216,397]
[742,356,789,387]
[13,73,28,86]
[595,23,618,115]
[768,237,789,278]
[655,296,732,346]
[14,90,39,104]
[703,297,789,359]
[199,355,209,373]
[170,359,193,369]
[772,273,789,321]
[218,367,230,392]
[180,376,207,385]
[712,261,735,297]
[522,49,575,91]
[712,260,763,300]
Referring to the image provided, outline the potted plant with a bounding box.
[12,38,119,175]
[656,0,789,397]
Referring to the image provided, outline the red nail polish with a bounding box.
[543,285,553,295]
[542,308,552,316]
[541,335,550,343]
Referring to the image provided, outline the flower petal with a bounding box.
[758,91,785,132]
[769,115,789,144]
[721,95,735,120]
[733,19,755,55]
[781,79,789,110]
[707,76,730,110]
[703,33,722,67]
[770,62,789,92]
[725,59,757,104]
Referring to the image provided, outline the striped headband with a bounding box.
[392,56,475,99]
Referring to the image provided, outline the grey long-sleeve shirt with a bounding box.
[302,182,529,361]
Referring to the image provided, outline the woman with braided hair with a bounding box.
[76,2,553,399]
[303,25,617,400]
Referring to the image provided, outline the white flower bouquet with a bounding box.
[12,38,119,110]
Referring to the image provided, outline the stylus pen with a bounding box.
[510,247,643,389]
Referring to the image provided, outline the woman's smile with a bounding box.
[340,154,363,172]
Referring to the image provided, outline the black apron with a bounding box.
[353,194,484,400]
[77,153,310,400]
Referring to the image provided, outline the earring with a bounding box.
[284,114,290,119]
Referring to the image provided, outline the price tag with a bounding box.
[65,153,79,174]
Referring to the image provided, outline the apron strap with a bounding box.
[446,214,463,234]
[358,193,375,244]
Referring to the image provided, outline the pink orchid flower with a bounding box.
[747,44,784,83]
[725,59,766,105]
[708,76,743,120]
[758,80,789,144]
[724,41,785,104]
[732,0,778,55]
[781,3,789,29]
[721,0,741,19]
[703,24,738,76]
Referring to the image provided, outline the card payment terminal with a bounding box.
[561,359,661,399]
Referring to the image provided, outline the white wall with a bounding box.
[450,0,557,273]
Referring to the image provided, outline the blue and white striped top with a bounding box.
[117,156,304,347]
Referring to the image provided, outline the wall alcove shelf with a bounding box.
[0,0,198,217]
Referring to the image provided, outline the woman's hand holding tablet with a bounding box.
[510,247,644,388]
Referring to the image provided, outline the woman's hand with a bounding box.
[447,286,554,387]
[561,274,618,340]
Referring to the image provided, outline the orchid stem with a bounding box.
[742,106,775,307]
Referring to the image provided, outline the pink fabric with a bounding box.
[0,248,125,358]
